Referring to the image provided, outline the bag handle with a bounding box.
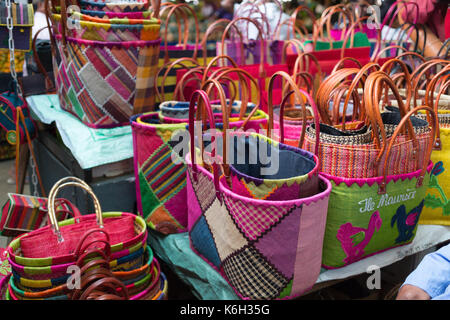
[380,0,419,32]
[291,71,314,94]
[208,67,261,121]
[379,58,413,109]
[74,228,112,262]
[281,38,307,65]
[47,198,83,225]
[423,65,450,151]
[291,52,323,97]
[315,68,371,126]
[341,16,381,60]
[273,17,308,41]
[151,0,161,19]
[267,71,320,154]
[155,57,200,102]
[220,17,266,78]
[173,66,205,101]
[237,0,284,41]
[372,45,410,63]
[78,277,129,300]
[201,19,244,67]
[201,55,246,117]
[313,6,353,50]
[378,105,436,194]
[364,71,418,165]
[331,57,363,73]
[188,90,222,201]
[289,4,317,39]
[410,59,450,109]
[337,62,381,129]
[47,177,103,243]
[161,3,200,62]
[159,2,185,47]
[29,26,55,93]
[437,38,450,59]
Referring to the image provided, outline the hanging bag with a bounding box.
[48,0,161,128]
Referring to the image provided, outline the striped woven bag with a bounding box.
[317,71,436,269]
[48,0,161,128]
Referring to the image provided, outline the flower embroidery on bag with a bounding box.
[391,200,425,244]
[424,161,450,216]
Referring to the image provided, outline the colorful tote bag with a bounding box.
[0,2,34,52]
[131,112,188,234]
[0,194,77,237]
[186,90,332,299]
[303,68,433,179]
[319,74,436,269]
[49,2,161,128]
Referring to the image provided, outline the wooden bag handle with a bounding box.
[364,71,418,167]
[155,56,200,102]
[267,71,320,153]
[379,105,436,194]
[188,90,222,201]
[161,3,200,62]
[220,17,266,78]
[208,67,261,120]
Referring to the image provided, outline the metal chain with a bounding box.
[29,155,39,197]
[6,0,23,97]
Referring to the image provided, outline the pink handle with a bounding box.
[188,90,222,202]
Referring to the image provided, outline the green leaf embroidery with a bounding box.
[429,175,439,189]
[424,194,445,209]
[443,202,450,217]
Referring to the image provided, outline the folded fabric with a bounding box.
[26,94,132,169]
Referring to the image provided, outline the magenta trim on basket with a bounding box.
[322,161,434,188]
[8,234,147,277]
[55,34,161,49]
[131,119,144,218]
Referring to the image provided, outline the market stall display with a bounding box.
[0,0,448,301]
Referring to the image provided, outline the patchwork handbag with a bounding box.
[186,89,332,300]
[48,0,161,128]
[318,72,436,269]
[131,74,267,234]
[0,1,34,52]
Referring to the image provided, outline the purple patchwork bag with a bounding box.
[186,90,332,300]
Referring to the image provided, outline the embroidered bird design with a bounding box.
[391,200,424,244]
[336,211,383,265]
